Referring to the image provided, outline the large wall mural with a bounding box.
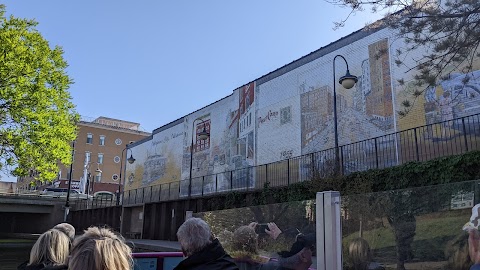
[125,122,183,191]
[126,26,480,193]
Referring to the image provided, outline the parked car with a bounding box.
[41,188,92,200]
[93,191,115,201]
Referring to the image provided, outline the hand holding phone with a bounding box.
[255,223,269,234]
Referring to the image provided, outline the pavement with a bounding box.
[128,239,181,252]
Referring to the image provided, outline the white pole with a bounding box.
[316,191,342,270]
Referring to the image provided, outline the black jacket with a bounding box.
[173,239,239,270]
[234,259,279,270]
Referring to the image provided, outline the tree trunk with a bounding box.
[388,213,416,270]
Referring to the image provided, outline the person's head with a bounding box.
[232,225,258,254]
[348,238,372,270]
[278,233,316,258]
[53,223,75,242]
[217,229,234,252]
[68,226,132,270]
[29,229,70,266]
[445,232,471,270]
[176,217,213,257]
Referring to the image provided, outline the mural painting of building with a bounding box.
[234,82,255,189]
[365,39,393,132]
[124,22,480,196]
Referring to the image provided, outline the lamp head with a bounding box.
[339,70,358,89]
[127,153,136,164]
[95,168,102,175]
[197,127,210,141]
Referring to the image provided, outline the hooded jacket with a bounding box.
[173,239,239,270]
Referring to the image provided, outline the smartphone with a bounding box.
[255,223,269,234]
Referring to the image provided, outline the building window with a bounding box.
[66,172,71,180]
[85,152,91,163]
[95,173,102,182]
[112,174,119,181]
[97,153,104,164]
[115,138,122,145]
[86,133,93,144]
[99,135,105,146]
[114,156,120,163]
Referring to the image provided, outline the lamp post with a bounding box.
[86,172,91,196]
[332,55,358,175]
[64,141,75,222]
[118,145,135,205]
[188,118,210,197]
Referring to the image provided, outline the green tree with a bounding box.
[327,0,480,115]
[0,5,78,182]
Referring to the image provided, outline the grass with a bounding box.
[342,209,470,263]
[0,239,35,243]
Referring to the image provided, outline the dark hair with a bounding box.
[278,233,315,258]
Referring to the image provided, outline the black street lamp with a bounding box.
[118,145,135,205]
[188,118,210,197]
[332,55,358,175]
[64,141,75,222]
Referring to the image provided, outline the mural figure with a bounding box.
[423,70,480,140]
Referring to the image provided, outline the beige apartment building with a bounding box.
[18,117,150,194]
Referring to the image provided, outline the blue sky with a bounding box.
[1,1,383,181]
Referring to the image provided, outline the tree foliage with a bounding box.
[326,0,480,115]
[0,5,78,181]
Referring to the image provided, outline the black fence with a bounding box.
[73,113,480,210]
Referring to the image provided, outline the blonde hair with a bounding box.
[69,226,132,270]
[348,238,371,270]
[53,223,75,241]
[445,233,472,270]
[29,229,70,266]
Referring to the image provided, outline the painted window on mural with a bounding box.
[280,106,292,125]
[195,120,210,152]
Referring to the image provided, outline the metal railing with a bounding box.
[73,113,480,210]
[73,196,118,210]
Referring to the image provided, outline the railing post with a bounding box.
[462,117,469,152]
[414,127,420,161]
[311,153,316,177]
[159,184,162,201]
[215,174,218,193]
[168,183,171,200]
[135,189,138,204]
[374,138,379,169]
[246,168,249,192]
[340,146,344,175]
[287,159,290,186]
[230,171,233,191]
[201,176,204,196]
[150,186,153,203]
[265,163,269,186]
